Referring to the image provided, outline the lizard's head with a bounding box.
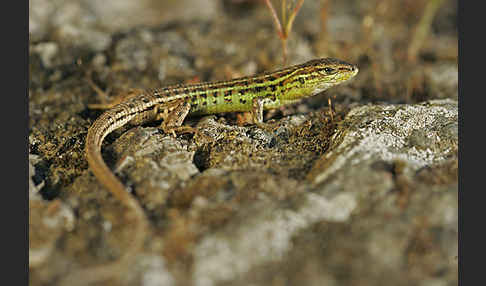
[292,58,358,96]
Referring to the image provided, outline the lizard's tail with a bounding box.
[60,110,149,285]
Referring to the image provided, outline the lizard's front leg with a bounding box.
[250,97,280,131]
[251,97,264,124]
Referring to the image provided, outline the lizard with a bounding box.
[71,57,358,285]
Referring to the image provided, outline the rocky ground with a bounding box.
[29,0,457,285]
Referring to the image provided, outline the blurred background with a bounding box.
[30,0,457,103]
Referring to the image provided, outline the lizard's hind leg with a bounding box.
[159,100,196,136]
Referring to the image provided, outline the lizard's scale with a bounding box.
[74,58,358,285]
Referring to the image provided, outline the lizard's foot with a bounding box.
[87,86,144,110]
[158,100,193,137]
[162,125,198,137]
[86,69,143,110]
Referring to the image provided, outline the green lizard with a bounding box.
[75,57,358,285]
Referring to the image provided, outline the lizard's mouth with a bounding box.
[335,66,359,83]
[310,67,358,96]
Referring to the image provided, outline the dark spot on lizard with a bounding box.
[254,86,264,93]
[255,79,265,84]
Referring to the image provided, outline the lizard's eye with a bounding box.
[323,67,336,74]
